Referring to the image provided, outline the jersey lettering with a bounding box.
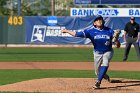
[94,35,110,39]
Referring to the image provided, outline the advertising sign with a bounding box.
[71,8,140,17]
[74,0,140,5]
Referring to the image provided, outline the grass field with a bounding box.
[0,70,140,85]
[0,47,139,93]
[0,47,138,62]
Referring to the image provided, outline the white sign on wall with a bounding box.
[71,8,140,17]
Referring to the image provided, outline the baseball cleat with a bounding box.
[95,80,101,89]
[123,57,127,61]
[104,74,110,82]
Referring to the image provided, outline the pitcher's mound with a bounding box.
[0,78,140,93]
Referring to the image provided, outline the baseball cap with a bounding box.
[130,16,135,20]
[94,15,103,22]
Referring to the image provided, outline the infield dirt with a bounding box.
[0,62,139,93]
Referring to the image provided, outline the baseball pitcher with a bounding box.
[61,15,120,89]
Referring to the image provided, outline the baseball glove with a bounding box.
[114,40,121,48]
[112,29,121,43]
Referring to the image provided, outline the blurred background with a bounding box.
[0,0,140,16]
[0,0,140,46]
[0,0,139,62]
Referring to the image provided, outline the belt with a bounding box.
[94,50,111,54]
[94,51,104,54]
[128,36,137,38]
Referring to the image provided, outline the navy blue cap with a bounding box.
[94,15,103,22]
[130,16,135,20]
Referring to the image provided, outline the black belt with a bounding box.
[128,36,137,38]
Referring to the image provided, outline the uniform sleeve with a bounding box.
[138,24,140,32]
[124,23,128,32]
[111,29,114,36]
[111,29,114,40]
[75,29,90,38]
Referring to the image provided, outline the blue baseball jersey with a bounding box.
[75,27,114,53]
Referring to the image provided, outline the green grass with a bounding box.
[0,70,139,85]
[0,48,138,93]
[0,47,138,62]
[0,47,93,62]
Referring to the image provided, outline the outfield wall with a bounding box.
[0,16,25,44]
[0,16,140,45]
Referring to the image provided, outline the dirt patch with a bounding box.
[0,78,139,93]
[0,62,139,71]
